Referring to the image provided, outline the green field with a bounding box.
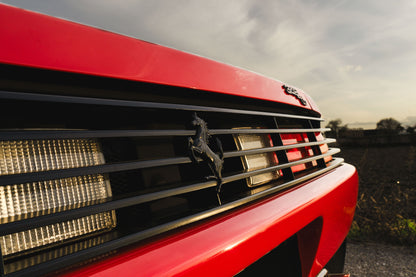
[341,145,416,245]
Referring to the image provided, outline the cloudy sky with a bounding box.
[4,0,416,128]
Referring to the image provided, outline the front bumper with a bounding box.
[64,163,358,277]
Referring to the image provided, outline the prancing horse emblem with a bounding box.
[282,84,307,106]
[188,113,224,202]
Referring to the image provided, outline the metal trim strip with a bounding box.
[0,90,323,121]
[0,128,330,140]
[224,138,336,158]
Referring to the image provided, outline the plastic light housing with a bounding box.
[0,139,116,257]
[234,132,280,187]
[281,133,331,173]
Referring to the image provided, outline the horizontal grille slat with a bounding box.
[0,179,217,236]
[0,128,329,141]
[0,157,193,186]
[0,90,324,121]
[223,138,336,158]
[222,148,340,184]
[210,128,329,135]
[0,130,196,140]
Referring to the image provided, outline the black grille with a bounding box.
[0,90,343,276]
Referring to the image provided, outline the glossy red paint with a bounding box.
[0,4,318,112]
[63,164,358,277]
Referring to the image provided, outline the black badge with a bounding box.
[188,113,224,197]
[282,84,307,106]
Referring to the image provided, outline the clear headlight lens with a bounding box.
[234,132,280,187]
[0,139,115,257]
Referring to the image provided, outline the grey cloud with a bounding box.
[2,0,416,125]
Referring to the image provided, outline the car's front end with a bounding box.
[0,4,357,277]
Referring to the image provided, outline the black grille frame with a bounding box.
[0,89,343,276]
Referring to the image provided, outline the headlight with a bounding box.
[0,139,116,257]
[234,132,280,187]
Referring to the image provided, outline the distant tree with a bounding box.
[376,118,403,134]
[326,119,342,132]
[406,125,415,134]
[326,119,349,138]
[339,124,349,133]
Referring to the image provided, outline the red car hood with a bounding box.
[0,4,320,114]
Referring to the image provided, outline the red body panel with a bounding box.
[64,164,358,277]
[0,4,318,112]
